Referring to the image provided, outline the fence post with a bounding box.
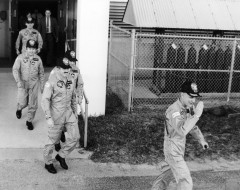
[227,39,237,102]
[107,20,113,85]
[128,29,136,112]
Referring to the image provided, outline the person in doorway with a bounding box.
[41,55,80,174]
[16,18,43,55]
[13,39,45,130]
[54,49,84,152]
[19,12,36,30]
[32,9,43,29]
[38,9,59,67]
[151,80,209,190]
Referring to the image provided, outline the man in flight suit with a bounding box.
[13,39,45,130]
[54,49,84,152]
[41,56,80,174]
[16,18,43,55]
[151,80,209,190]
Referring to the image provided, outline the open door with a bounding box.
[65,0,78,51]
[57,0,78,53]
[9,0,19,65]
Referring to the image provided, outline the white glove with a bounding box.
[195,101,204,118]
[46,117,54,128]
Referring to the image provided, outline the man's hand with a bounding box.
[74,112,78,119]
[17,81,24,88]
[195,101,204,118]
[202,142,209,150]
[46,117,54,128]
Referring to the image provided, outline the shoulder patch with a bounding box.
[45,82,51,88]
[33,58,39,61]
[50,70,55,75]
[172,112,180,118]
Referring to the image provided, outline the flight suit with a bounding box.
[166,45,177,92]
[152,99,206,190]
[186,45,197,81]
[69,63,84,104]
[16,28,43,54]
[174,45,186,92]
[197,47,208,92]
[12,53,45,122]
[41,67,80,164]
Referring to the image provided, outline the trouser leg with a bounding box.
[167,157,193,190]
[151,161,175,190]
[46,34,54,66]
[43,124,63,164]
[27,82,39,122]
[17,87,28,110]
[58,121,80,158]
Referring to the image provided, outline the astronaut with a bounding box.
[41,56,80,174]
[16,18,43,55]
[65,50,84,104]
[54,49,84,152]
[13,39,45,130]
[151,80,209,190]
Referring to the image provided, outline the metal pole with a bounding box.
[83,90,89,148]
[107,20,113,85]
[128,29,136,112]
[227,39,237,102]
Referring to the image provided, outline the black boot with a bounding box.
[55,143,61,152]
[55,154,68,170]
[16,110,22,119]
[45,164,57,174]
[60,131,66,142]
[26,121,34,130]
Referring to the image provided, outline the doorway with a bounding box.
[6,0,66,68]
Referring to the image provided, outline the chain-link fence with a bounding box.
[107,23,240,111]
[107,23,133,110]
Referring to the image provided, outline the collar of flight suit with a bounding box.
[55,68,68,84]
[176,99,189,115]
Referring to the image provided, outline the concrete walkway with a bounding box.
[0,68,50,148]
[1,68,240,189]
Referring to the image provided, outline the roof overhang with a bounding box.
[123,0,240,31]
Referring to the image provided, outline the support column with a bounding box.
[76,0,110,115]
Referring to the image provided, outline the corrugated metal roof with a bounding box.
[123,0,240,31]
[109,1,155,33]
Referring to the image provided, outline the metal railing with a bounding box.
[81,89,89,148]
[65,39,76,52]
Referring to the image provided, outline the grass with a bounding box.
[78,90,240,165]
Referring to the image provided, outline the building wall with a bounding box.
[0,0,9,58]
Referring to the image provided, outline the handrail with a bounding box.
[65,39,76,51]
[80,89,89,148]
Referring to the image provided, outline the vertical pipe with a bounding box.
[227,39,237,102]
[128,29,136,112]
[84,90,89,148]
[107,20,113,85]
